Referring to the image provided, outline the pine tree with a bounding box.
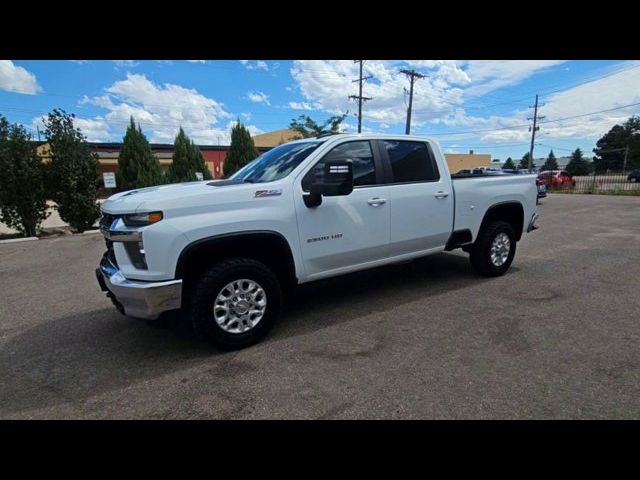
[565,148,590,176]
[502,157,516,169]
[540,150,559,172]
[518,152,535,170]
[43,109,100,233]
[188,140,213,180]
[117,117,163,191]
[0,117,49,236]
[165,128,194,183]
[223,121,259,177]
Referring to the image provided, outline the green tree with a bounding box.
[289,112,348,138]
[43,109,100,233]
[593,116,640,172]
[518,152,535,170]
[565,148,590,176]
[165,128,194,183]
[0,117,49,236]
[223,121,260,177]
[502,157,516,169]
[117,117,163,191]
[540,149,559,172]
[188,140,213,180]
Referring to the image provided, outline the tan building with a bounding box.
[252,129,301,148]
[444,151,492,173]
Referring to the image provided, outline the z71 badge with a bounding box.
[254,189,282,198]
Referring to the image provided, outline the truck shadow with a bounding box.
[273,252,498,341]
[0,252,504,416]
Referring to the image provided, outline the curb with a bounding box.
[80,229,101,235]
[0,236,38,244]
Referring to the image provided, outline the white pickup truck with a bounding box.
[96,133,538,349]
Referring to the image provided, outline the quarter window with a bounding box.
[302,141,376,191]
[383,140,439,183]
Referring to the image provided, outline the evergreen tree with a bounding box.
[502,157,516,170]
[117,117,163,191]
[223,121,260,177]
[565,148,590,176]
[540,150,559,172]
[188,140,213,180]
[43,109,100,233]
[593,116,640,172]
[518,152,535,170]
[0,117,49,236]
[165,128,195,183]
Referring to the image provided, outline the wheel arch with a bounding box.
[176,230,298,297]
[479,201,525,241]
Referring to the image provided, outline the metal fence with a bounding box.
[547,172,640,195]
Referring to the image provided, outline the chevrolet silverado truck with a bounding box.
[96,134,539,349]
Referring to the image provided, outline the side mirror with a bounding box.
[303,160,354,208]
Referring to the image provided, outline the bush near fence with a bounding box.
[548,172,640,195]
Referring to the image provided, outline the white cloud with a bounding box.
[459,60,567,97]
[113,60,139,68]
[477,62,640,142]
[240,60,269,71]
[186,60,206,64]
[246,91,270,105]
[0,60,41,94]
[69,60,89,64]
[288,59,640,148]
[290,60,466,126]
[288,101,317,110]
[78,73,234,144]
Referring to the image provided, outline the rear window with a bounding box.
[383,140,439,183]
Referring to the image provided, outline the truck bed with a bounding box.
[451,173,538,241]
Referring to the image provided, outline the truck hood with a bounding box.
[101,180,284,216]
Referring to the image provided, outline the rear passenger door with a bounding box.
[380,139,454,256]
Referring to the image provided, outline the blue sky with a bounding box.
[2,60,640,161]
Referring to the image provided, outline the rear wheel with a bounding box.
[191,258,282,350]
[469,221,516,277]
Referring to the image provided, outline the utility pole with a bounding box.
[527,94,545,172]
[349,60,372,133]
[400,69,426,135]
[623,144,629,174]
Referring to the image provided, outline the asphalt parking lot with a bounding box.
[1,194,639,419]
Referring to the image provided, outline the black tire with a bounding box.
[191,258,282,350]
[469,220,517,277]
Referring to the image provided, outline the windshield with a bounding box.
[230,141,321,183]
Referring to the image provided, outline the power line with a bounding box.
[349,60,372,133]
[400,69,427,134]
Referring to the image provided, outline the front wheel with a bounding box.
[469,221,517,277]
[191,258,282,350]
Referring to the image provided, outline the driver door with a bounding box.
[293,140,390,280]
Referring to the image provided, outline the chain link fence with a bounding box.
[547,171,640,195]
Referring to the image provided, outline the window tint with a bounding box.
[384,140,439,183]
[302,141,376,191]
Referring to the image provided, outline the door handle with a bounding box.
[434,191,449,199]
[367,197,387,206]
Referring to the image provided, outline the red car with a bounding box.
[537,170,576,188]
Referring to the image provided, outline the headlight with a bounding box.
[122,211,163,227]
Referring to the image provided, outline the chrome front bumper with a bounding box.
[96,252,182,320]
